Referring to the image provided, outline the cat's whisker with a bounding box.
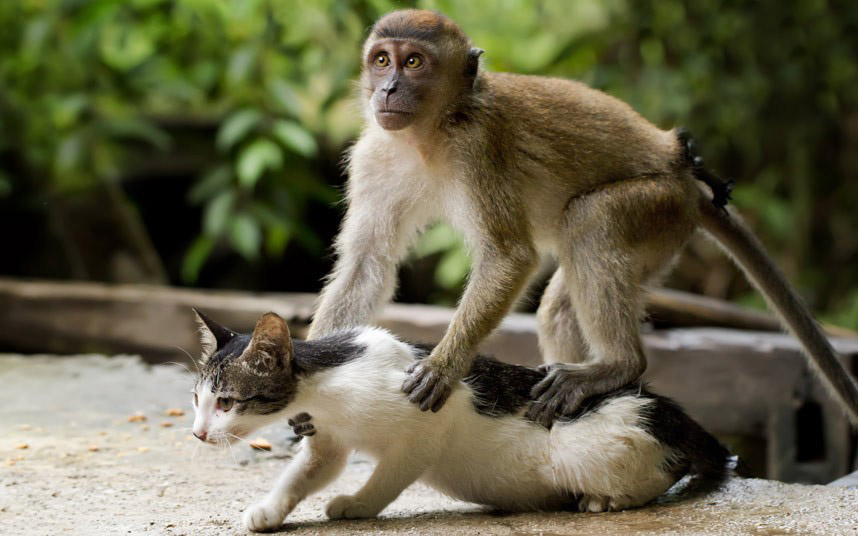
[226,433,253,447]
[167,347,200,374]
[225,437,240,466]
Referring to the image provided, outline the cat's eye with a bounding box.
[193,392,198,406]
[218,397,234,412]
[374,53,390,68]
[405,54,424,70]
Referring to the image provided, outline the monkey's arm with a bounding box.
[403,240,537,411]
[308,178,421,340]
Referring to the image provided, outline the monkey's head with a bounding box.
[362,10,483,131]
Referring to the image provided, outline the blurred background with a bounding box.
[2,0,858,321]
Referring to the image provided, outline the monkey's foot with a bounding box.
[288,412,316,437]
[402,362,455,412]
[526,364,622,428]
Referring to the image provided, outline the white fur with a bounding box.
[205,328,678,531]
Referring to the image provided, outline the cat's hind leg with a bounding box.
[244,428,347,532]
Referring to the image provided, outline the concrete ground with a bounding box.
[1,354,856,536]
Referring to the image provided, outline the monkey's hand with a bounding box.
[526,363,623,428]
[401,361,458,413]
[288,412,316,438]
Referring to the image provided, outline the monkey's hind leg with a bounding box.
[536,267,588,365]
[527,175,697,427]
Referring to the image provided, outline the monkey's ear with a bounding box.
[193,308,236,362]
[466,47,484,80]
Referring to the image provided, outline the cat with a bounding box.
[189,310,734,532]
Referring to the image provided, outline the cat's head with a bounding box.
[190,310,298,445]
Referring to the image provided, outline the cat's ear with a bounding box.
[193,308,236,362]
[247,312,294,371]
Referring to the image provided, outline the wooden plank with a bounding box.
[646,287,781,331]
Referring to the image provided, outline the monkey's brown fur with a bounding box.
[308,10,858,426]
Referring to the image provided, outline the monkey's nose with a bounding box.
[194,431,207,442]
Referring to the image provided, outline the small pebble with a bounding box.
[249,438,272,451]
[14,443,28,450]
[165,408,185,417]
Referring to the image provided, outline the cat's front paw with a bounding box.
[288,412,316,437]
[325,494,379,520]
[243,500,286,532]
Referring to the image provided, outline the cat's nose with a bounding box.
[194,431,207,442]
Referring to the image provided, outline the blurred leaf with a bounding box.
[271,120,318,158]
[51,94,88,129]
[203,190,235,237]
[228,213,262,260]
[188,165,233,204]
[99,21,156,71]
[436,248,471,289]
[265,224,292,257]
[414,224,463,257]
[182,235,215,284]
[236,138,283,188]
[267,79,303,118]
[217,109,263,151]
[99,118,171,150]
[226,44,258,86]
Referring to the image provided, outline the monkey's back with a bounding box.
[478,72,683,193]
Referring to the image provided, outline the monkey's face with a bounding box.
[364,39,438,131]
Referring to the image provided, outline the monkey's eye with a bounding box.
[218,397,234,412]
[374,53,390,68]
[405,54,424,70]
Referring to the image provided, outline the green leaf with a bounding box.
[99,21,155,71]
[414,224,463,257]
[228,214,262,260]
[217,109,263,151]
[265,224,292,257]
[267,79,303,118]
[236,138,283,188]
[436,248,471,289]
[188,165,233,204]
[99,118,172,150]
[203,190,235,236]
[182,235,214,284]
[52,94,88,129]
[271,120,318,158]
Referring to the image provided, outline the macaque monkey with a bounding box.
[308,10,858,426]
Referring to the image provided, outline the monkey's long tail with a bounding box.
[699,200,858,427]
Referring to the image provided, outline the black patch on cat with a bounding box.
[638,393,731,482]
[292,330,367,375]
[463,356,547,417]
[206,333,252,370]
[411,344,647,421]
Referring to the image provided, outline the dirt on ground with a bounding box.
[1,354,856,535]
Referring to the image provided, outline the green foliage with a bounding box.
[0,0,381,283]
